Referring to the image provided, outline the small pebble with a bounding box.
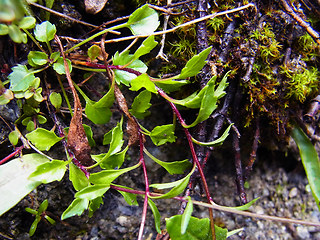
[289,187,298,198]
[296,226,310,239]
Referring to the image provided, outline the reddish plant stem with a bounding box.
[84,62,142,76]
[0,145,24,165]
[138,129,149,240]
[157,87,215,236]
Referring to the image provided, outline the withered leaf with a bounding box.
[85,0,108,14]
[55,36,93,166]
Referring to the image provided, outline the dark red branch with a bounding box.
[0,145,24,165]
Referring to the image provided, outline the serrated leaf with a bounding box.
[150,124,176,146]
[49,92,62,109]
[166,216,228,240]
[181,197,193,234]
[150,166,195,199]
[28,160,67,184]
[126,5,159,35]
[89,163,140,185]
[88,196,104,217]
[148,199,161,233]
[28,51,48,67]
[9,64,36,92]
[53,57,72,75]
[175,47,212,79]
[75,184,110,200]
[130,90,152,119]
[92,145,128,170]
[69,162,90,191]
[19,16,36,30]
[192,124,232,146]
[185,74,228,128]
[130,73,157,93]
[26,128,63,151]
[112,51,148,86]
[0,154,49,216]
[113,184,138,206]
[133,36,158,60]
[61,198,89,220]
[84,82,114,125]
[292,126,320,210]
[34,21,56,42]
[144,148,191,175]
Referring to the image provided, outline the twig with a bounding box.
[279,0,320,45]
[102,4,255,44]
[0,145,24,165]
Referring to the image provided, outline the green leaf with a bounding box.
[19,16,36,30]
[28,160,68,184]
[88,45,101,61]
[130,73,157,93]
[83,124,96,147]
[29,215,41,236]
[175,47,212,79]
[38,199,49,213]
[53,57,72,75]
[0,154,49,216]
[0,24,8,35]
[8,130,19,145]
[49,92,62,109]
[155,79,190,93]
[223,197,259,211]
[83,82,114,125]
[113,184,138,206]
[26,128,63,151]
[89,163,140,185]
[61,198,89,220]
[92,146,128,170]
[185,74,228,128]
[105,119,124,156]
[28,51,48,67]
[144,148,191,175]
[126,4,159,35]
[130,90,152,119]
[34,21,56,42]
[166,216,228,240]
[50,52,60,62]
[192,124,232,146]
[8,24,25,43]
[69,162,90,191]
[292,126,320,210]
[148,199,161,234]
[112,51,148,86]
[171,88,206,109]
[9,64,36,92]
[37,115,47,124]
[133,36,158,60]
[150,166,195,199]
[88,196,104,217]
[75,184,110,200]
[181,197,193,234]
[150,124,176,146]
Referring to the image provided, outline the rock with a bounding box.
[289,187,298,198]
[296,226,310,239]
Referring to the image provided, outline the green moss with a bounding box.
[284,66,319,103]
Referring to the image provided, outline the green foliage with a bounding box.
[25,199,56,237]
[166,215,228,240]
[26,128,63,151]
[292,127,320,210]
[34,21,56,42]
[0,154,49,216]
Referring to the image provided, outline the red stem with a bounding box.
[0,145,24,165]
[138,129,149,240]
